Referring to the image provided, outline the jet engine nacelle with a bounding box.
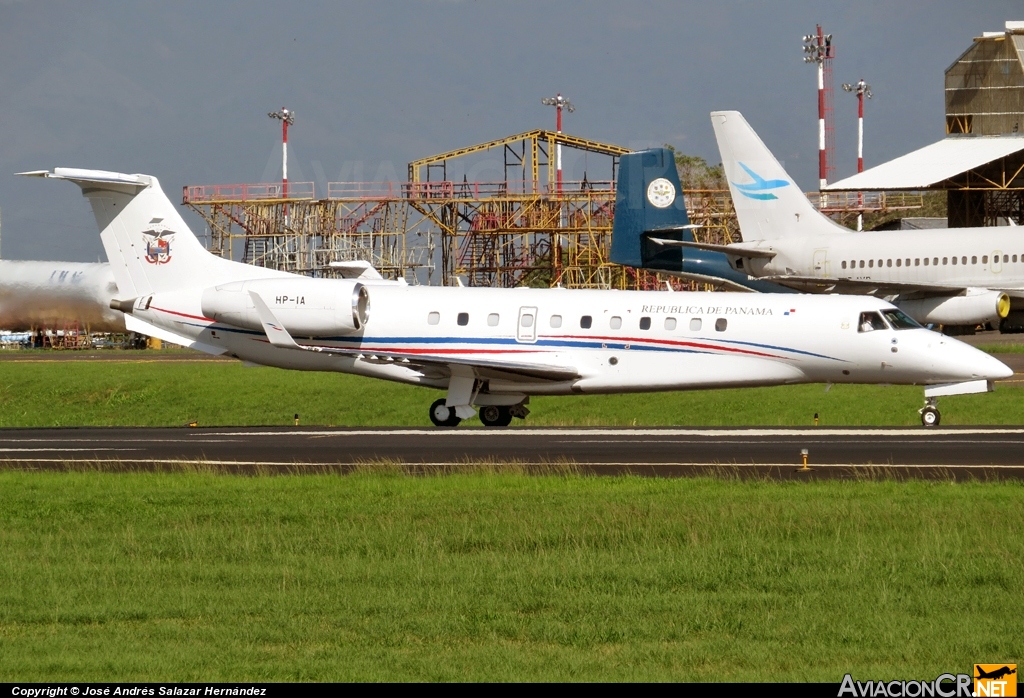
[201,278,369,336]
[896,290,1010,326]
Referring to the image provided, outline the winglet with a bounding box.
[249,291,302,350]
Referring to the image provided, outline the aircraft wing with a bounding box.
[647,238,777,259]
[248,291,578,383]
[759,274,969,297]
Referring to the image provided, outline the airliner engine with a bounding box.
[200,278,369,336]
[896,290,1010,327]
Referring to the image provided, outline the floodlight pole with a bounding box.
[541,93,575,193]
[268,107,295,224]
[843,79,872,230]
[802,26,834,191]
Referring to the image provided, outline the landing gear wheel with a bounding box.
[479,405,513,427]
[920,405,940,427]
[429,398,461,427]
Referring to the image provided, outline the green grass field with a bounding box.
[1,470,1021,681]
[1,359,1022,427]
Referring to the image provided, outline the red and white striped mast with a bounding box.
[842,79,872,230]
[802,26,835,191]
[843,79,872,174]
[268,107,295,224]
[541,93,575,193]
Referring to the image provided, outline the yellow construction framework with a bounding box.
[183,129,916,289]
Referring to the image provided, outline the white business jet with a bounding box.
[657,110,1024,330]
[20,156,1011,427]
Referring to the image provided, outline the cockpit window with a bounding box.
[858,311,888,333]
[882,309,922,330]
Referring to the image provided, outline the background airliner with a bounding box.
[643,111,1024,331]
[19,154,1010,427]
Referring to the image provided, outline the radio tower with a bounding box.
[541,93,575,193]
[802,26,835,190]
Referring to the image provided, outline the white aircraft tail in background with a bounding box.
[701,111,1024,330]
[711,111,852,241]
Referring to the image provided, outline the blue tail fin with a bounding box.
[611,148,691,269]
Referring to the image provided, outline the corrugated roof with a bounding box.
[824,135,1024,191]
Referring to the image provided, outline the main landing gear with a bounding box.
[428,398,530,427]
[429,398,461,427]
[919,397,940,427]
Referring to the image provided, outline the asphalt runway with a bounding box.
[3,426,1024,479]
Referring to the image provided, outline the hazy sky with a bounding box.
[0,0,1019,261]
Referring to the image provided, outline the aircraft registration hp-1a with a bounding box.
[20,156,1011,427]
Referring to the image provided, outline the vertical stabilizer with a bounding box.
[610,148,692,269]
[710,111,849,241]
[20,168,286,297]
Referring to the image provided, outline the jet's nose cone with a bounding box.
[984,353,1015,380]
[951,340,1013,381]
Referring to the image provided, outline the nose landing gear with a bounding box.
[919,398,940,427]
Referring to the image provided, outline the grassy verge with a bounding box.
[0,470,1021,681]
[0,361,1022,427]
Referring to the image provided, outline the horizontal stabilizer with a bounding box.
[18,168,147,187]
[648,238,777,259]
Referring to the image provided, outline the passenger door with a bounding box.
[517,306,538,343]
[812,248,830,277]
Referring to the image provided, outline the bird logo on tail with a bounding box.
[732,162,790,200]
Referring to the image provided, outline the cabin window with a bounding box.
[915,259,921,266]
[951,257,957,265]
[923,258,929,266]
[664,317,677,331]
[972,256,978,265]
[858,311,888,333]
[906,258,911,266]
[457,312,469,326]
[943,257,948,265]
[869,260,874,268]
[639,317,651,330]
[580,315,592,329]
[549,314,562,328]
[427,312,440,325]
[887,259,892,267]
[690,318,702,331]
[859,260,865,268]
[842,261,847,269]
[715,318,728,332]
[1004,255,1009,263]
[1015,255,1019,263]
[609,316,622,330]
[962,256,968,264]
[983,255,989,264]
[521,314,534,328]
[878,259,883,267]
[487,313,499,326]
[896,259,902,267]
